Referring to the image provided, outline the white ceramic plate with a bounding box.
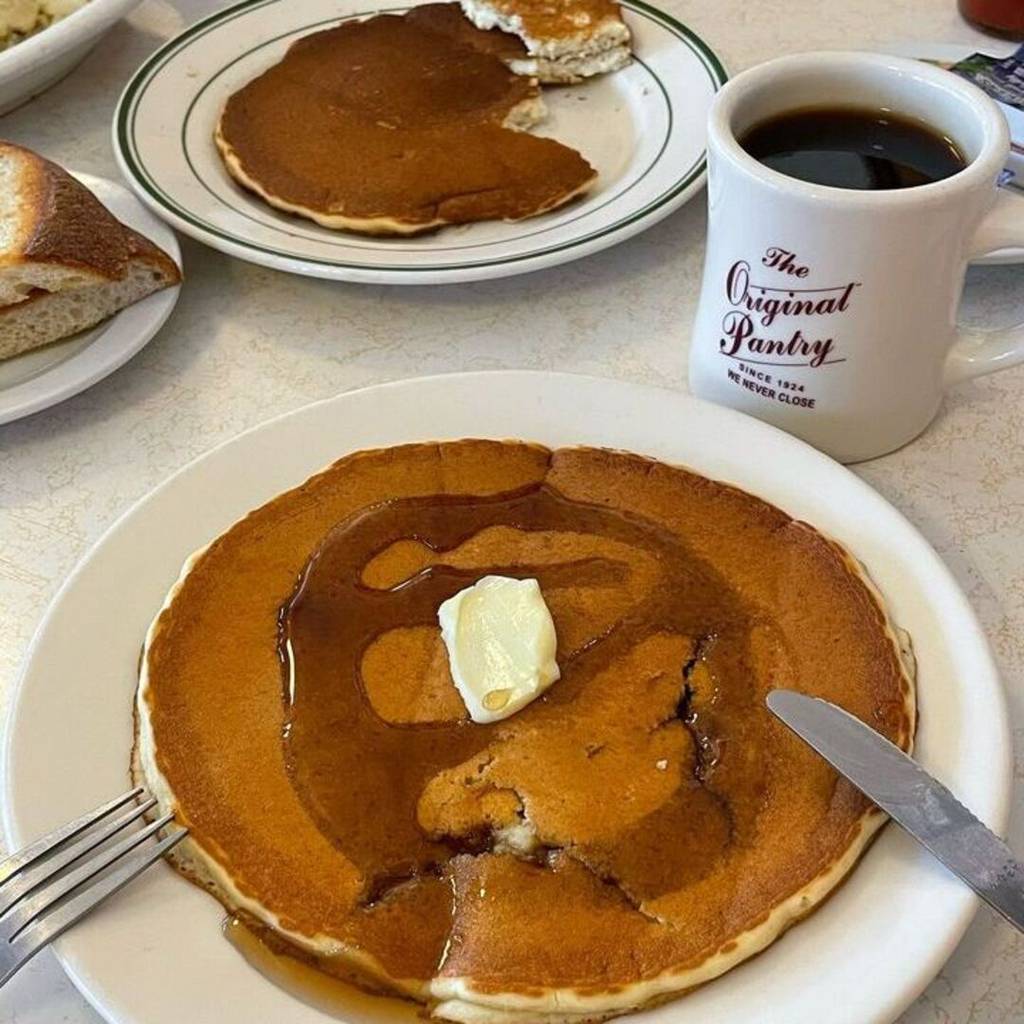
[2,372,1012,1024]
[0,0,140,115]
[877,40,1024,266]
[0,172,181,426]
[112,0,726,285]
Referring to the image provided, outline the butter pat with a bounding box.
[438,576,560,724]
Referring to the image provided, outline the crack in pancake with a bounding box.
[678,636,721,783]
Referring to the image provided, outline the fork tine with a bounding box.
[0,796,157,917]
[2,813,175,940]
[0,788,145,887]
[1,829,187,987]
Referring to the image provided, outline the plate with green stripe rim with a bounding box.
[112,0,726,284]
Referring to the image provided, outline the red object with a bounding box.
[959,0,1024,38]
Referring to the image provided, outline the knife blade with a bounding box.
[766,689,1024,934]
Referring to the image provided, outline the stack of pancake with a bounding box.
[135,441,915,1023]
[215,1,634,235]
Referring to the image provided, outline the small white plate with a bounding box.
[112,0,726,285]
[0,172,181,427]
[877,40,1024,266]
[2,372,1012,1024]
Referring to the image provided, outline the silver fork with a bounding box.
[0,787,188,986]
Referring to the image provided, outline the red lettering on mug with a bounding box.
[719,249,857,369]
[762,247,809,277]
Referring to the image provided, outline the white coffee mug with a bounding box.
[689,52,1024,463]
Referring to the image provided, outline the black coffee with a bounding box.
[740,107,966,190]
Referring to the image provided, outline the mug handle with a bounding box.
[947,190,1024,385]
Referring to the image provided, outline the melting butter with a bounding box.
[437,575,560,723]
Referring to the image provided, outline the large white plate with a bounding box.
[0,172,181,426]
[2,372,1012,1024]
[111,0,726,285]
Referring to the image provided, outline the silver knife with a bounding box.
[766,689,1024,934]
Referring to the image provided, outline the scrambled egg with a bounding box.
[0,0,88,50]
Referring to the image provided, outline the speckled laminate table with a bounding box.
[1,1,1021,1021]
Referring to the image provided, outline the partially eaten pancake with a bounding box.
[215,13,597,235]
[408,3,627,85]
[460,0,632,82]
[136,442,915,1023]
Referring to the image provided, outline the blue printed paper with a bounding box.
[952,44,1024,195]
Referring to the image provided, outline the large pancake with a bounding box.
[215,13,597,236]
[135,441,915,1022]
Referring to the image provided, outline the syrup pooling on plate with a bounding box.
[279,484,767,949]
[225,914,424,1017]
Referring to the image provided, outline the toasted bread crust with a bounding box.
[0,141,181,285]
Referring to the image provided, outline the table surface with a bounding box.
[1,0,1022,1021]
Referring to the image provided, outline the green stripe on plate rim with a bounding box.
[115,0,727,273]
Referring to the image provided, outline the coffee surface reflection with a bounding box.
[741,107,966,190]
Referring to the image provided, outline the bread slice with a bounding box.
[0,141,181,362]
[459,0,631,83]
